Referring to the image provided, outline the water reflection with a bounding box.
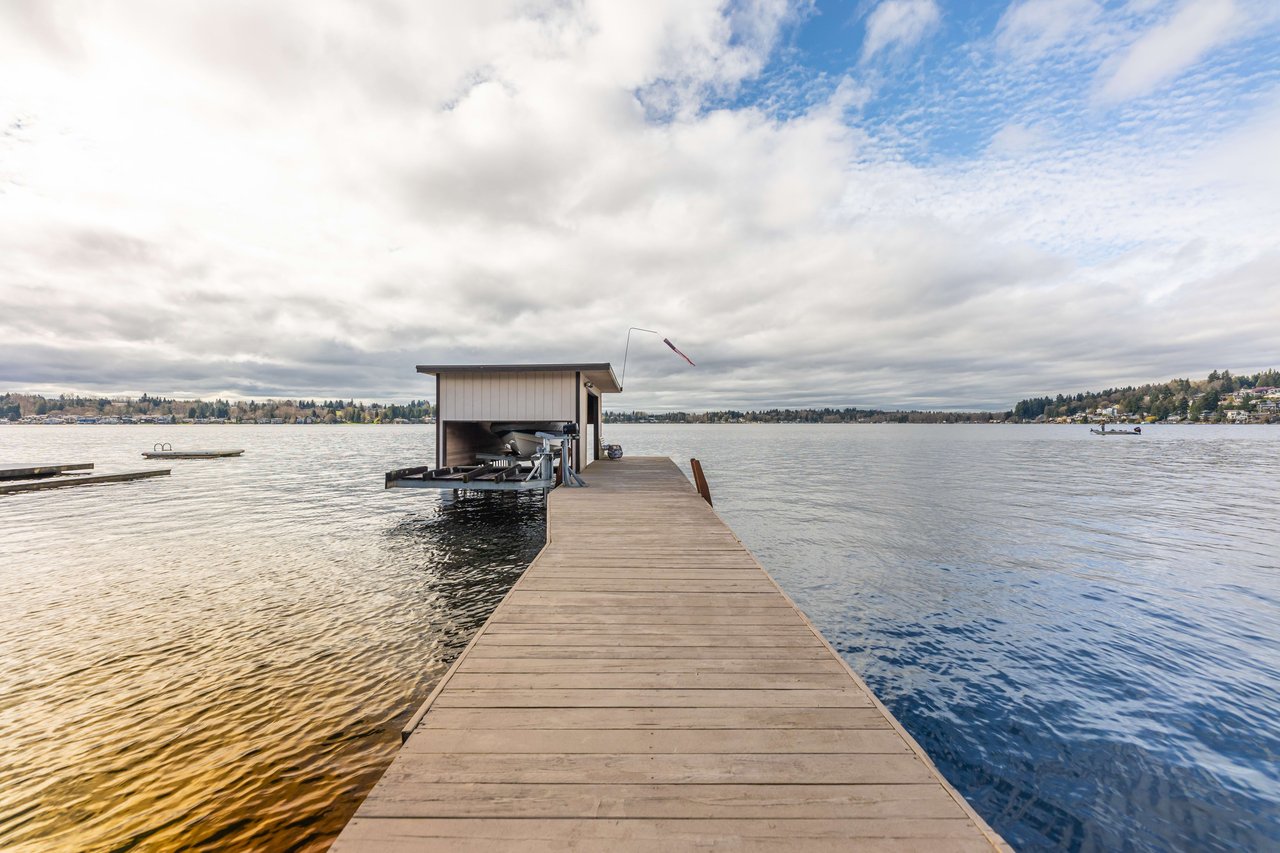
[0,425,545,852]
[381,491,547,665]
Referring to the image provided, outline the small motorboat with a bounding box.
[1090,423,1141,436]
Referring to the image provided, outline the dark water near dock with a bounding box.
[1,424,1278,851]
[623,424,1280,852]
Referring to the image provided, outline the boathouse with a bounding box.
[385,363,621,493]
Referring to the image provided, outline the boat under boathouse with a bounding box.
[385,363,622,493]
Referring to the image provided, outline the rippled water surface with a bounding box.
[0,426,545,851]
[621,424,1280,852]
[2,424,1278,852]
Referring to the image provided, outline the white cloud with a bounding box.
[1095,0,1242,103]
[987,122,1049,154]
[0,0,1277,409]
[861,0,941,63]
[1198,89,1280,201]
[996,0,1104,60]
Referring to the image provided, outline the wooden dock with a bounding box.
[0,462,94,480]
[141,449,244,459]
[0,465,170,494]
[335,457,1008,851]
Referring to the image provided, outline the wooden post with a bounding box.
[690,457,713,506]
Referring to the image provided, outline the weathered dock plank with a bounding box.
[431,688,874,708]
[0,468,170,494]
[463,644,837,660]
[336,819,999,853]
[353,782,964,819]
[456,658,850,674]
[417,707,895,730]
[402,728,910,754]
[0,462,94,480]
[333,457,1008,851]
[472,631,822,646]
[367,752,937,785]
[444,672,865,690]
[493,608,809,625]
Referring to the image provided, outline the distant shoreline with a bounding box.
[3,420,1272,427]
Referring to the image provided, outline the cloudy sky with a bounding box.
[1,0,1277,410]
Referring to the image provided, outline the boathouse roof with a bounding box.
[415,363,621,393]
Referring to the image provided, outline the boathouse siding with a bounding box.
[421,364,619,473]
[439,371,578,423]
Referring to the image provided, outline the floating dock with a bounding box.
[141,449,244,459]
[0,466,170,494]
[0,462,95,480]
[335,457,1008,851]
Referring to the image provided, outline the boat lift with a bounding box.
[385,425,586,499]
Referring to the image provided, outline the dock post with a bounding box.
[690,457,713,505]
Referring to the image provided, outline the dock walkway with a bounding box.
[335,457,1008,851]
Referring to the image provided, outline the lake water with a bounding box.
[1,424,1277,851]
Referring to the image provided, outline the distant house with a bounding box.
[1225,409,1250,424]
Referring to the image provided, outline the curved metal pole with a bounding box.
[621,327,657,390]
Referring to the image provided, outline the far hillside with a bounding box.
[1014,370,1280,424]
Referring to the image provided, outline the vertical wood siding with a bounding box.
[438,372,577,422]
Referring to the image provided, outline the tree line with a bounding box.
[1012,369,1280,422]
[605,407,1011,424]
[1,392,435,424]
